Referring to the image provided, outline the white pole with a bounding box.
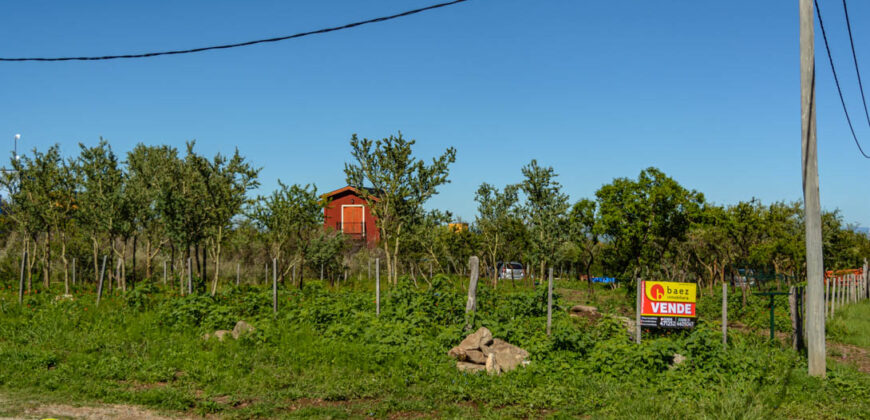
[800,0,825,377]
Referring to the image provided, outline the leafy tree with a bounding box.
[74,139,126,288]
[567,198,598,284]
[251,181,323,288]
[520,160,570,281]
[126,144,175,280]
[474,182,520,287]
[198,149,259,294]
[344,132,456,285]
[595,167,703,284]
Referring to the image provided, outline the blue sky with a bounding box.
[2,0,869,225]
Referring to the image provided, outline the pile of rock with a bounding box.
[448,327,529,375]
[203,321,255,341]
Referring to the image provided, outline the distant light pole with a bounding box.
[13,134,20,160]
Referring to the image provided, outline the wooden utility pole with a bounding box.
[800,0,825,377]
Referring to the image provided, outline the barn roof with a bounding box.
[322,186,381,201]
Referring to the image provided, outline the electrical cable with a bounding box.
[0,0,468,62]
[841,0,870,128]
[814,0,870,158]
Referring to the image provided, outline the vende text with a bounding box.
[642,301,696,317]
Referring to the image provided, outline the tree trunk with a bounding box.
[132,235,138,287]
[43,231,51,289]
[211,227,223,296]
[61,232,69,295]
[92,237,100,286]
[201,243,207,291]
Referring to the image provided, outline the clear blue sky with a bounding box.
[2,0,869,226]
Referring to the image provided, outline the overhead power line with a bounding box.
[0,0,468,62]
[841,0,870,129]
[814,0,870,159]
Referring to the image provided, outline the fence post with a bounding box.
[163,260,167,285]
[320,264,324,281]
[375,258,380,316]
[825,278,834,318]
[18,250,27,304]
[547,267,554,336]
[722,280,728,348]
[272,258,277,315]
[96,255,107,306]
[236,263,240,286]
[635,278,642,344]
[790,286,798,350]
[465,256,480,330]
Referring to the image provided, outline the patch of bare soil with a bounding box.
[1,402,196,420]
[729,322,870,374]
[828,342,870,373]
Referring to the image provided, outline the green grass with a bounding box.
[828,300,870,348]
[0,278,868,419]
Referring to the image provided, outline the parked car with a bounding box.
[496,262,525,280]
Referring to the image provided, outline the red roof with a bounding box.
[322,186,381,202]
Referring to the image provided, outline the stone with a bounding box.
[456,362,485,373]
[465,349,487,364]
[232,321,255,339]
[569,305,599,314]
[447,346,467,361]
[457,327,493,351]
[615,316,636,338]
[485,353,500,375]
[670,353,687,369]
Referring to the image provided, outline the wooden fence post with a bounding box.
[722,280,728,348]
[375,258,380,316]
[320,264,324,281]
[163,260,167,285]
[635,278,642,344]
[788,286,801,350]
[96,255,107,306]
[236,263,240,286]
[272,258,277,315]
[547,267,554,336]
[18,250,27,304]
[465,256,480,330]
[825,279,833,318]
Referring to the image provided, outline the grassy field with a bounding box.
[0,278,868,419]
[829,300,870,348]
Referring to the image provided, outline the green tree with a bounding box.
[520,160,569,281]
[251,181,323,288]
[595,167,703,284]
[74,139,126,288]
[567,198,598,284]
[344,132,456,285]
[474,183,520,287]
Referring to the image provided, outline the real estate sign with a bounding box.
[639,280,697,329]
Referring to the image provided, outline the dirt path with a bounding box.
[0,395,196,420]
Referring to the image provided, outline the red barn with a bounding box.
[322,186,380,245]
